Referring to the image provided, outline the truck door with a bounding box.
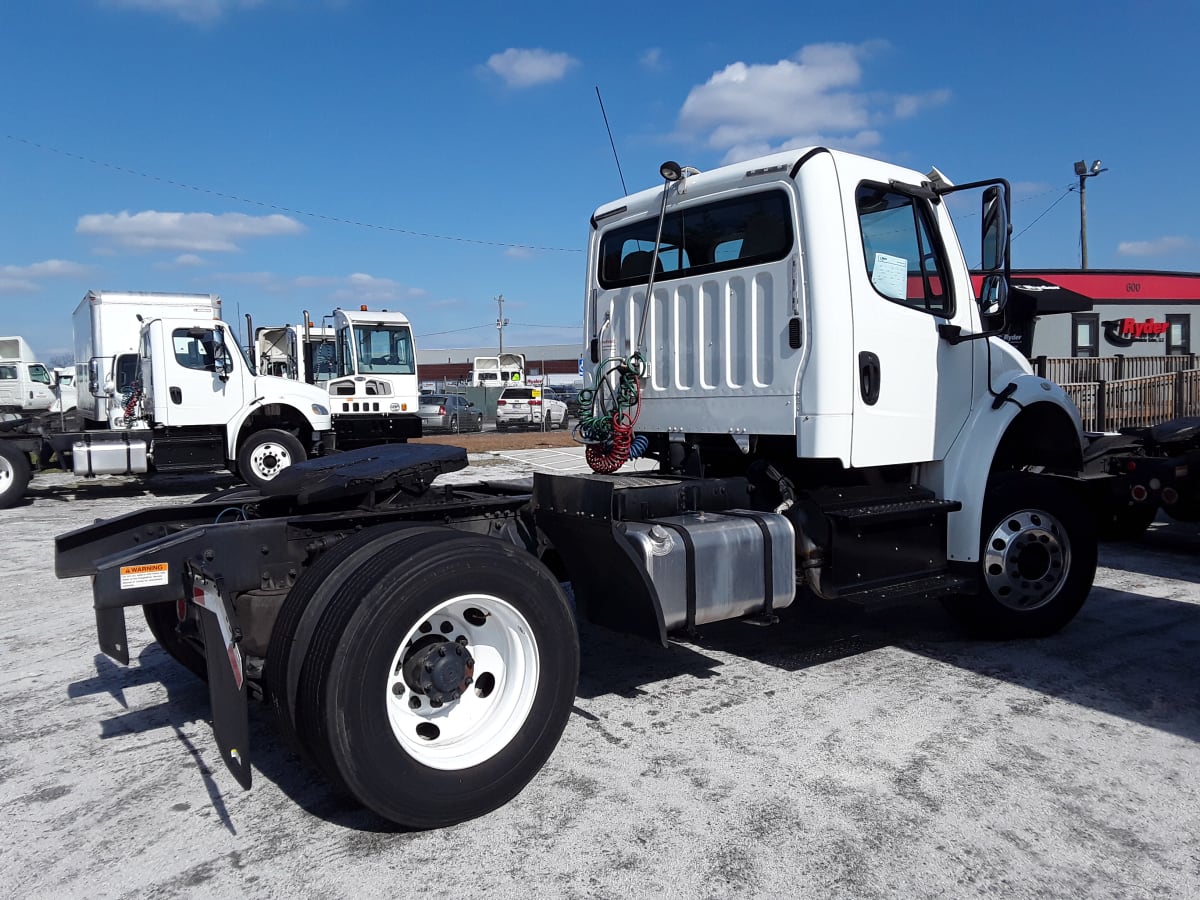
[155,325,244,426]
[848,182,975,466]
[26,363,55,410]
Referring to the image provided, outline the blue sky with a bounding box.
[2,0,1198,362]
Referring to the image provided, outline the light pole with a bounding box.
[494,294,509,353]
[1074,159,1108,269]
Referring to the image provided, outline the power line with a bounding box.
[414,323,496,338]
[1012,185,1076,243]
[5,133,584,254]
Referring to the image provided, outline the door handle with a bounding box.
[170,387,182,404]
[859,351,881,405]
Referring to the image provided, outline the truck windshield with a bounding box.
[347,325,415,375]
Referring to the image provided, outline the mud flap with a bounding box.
[95,607,130,664]
[188,569,252,790]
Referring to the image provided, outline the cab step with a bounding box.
[837,571,977,609]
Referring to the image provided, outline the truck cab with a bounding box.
[0,336,55,414]
[323,306,422,447]
[580,147,1094,633]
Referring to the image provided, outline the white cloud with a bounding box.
[76,210,304,253]
[0,259,91,293]
[677,41,949,164]
[1117,236,1200,257]
[640,48,663,70]
[155,253,209,270]
[505,246,535,260]
[892,88,952,119]
[486,48,578,88]
[101,0,265,25]
[1,259,90,279]
[0,278,38,295]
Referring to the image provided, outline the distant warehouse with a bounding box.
[992,269,1199,359]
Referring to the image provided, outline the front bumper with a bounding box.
[333,412,422,448]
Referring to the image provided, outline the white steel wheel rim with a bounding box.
[249,442,292,480]
[0,456,12,491]
[386,593,540,770]
[983,508,1071,611]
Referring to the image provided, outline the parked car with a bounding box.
[495,386,568,431]
[545,388,581,419]
[418,394,483,433]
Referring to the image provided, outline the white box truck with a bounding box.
[73,291,221,426]
[0,303,334,507]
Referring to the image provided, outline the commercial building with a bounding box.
[1002,269,1198,359]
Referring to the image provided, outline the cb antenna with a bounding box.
[595,86,628,196]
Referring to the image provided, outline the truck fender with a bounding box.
[925,375,1085,563]
[224,400,324,459]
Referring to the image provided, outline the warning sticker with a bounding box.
[119,562,169,590]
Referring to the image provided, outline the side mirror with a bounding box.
[980,185,1009,272]
[209,328,233,381]
[979,272,1008,319]
[88,358,103,397]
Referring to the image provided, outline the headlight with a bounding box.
[390,402,401,412]
[312,404,329,416]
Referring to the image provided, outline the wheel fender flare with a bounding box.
[924,376,1085,563]
[226,403,319,458]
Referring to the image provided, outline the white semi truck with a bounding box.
[248,306,421,448]
[57,147,1107,830]
[0,305,333,507]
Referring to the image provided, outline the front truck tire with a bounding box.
[286,526,579,829]
[0,441,31,509]
[236,428,306,491]
[943,472,1097,638]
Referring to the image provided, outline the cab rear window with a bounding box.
[598,190,793,288]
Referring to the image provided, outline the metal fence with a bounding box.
[1034,354,1198,384]
[1060,369,1200,431]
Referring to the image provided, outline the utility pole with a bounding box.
[495,294,509,353]
[1074,159,1108,269]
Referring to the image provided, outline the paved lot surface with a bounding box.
[2,458,1198,899]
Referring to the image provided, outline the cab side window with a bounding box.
[857,183,952,316]
[172,329,221,371]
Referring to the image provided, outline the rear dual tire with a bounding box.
[270,526,579,828]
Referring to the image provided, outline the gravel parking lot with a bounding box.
[2,460,1198,899]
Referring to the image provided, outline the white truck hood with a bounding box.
[251,375,333,429]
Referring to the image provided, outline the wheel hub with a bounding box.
[403,638,475,704]
[983,509,1071,611]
